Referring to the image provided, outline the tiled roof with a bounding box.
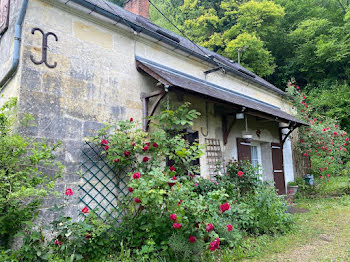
[64,0,286,96]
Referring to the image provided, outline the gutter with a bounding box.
[0,0,29,90]
[63,0,286,97]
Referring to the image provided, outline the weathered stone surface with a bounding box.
[83,121,105,137]
[42,73,62,96]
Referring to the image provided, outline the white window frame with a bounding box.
[250,141,263,178]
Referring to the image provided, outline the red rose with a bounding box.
[220,202,230,213]
[65,188,73,196]
[104,145,109,151]
[113,159,120,163]
[227,224,233,232]
[177,200,183,206]
[326,174,330,178]
[168,176,177,187]
[128,187,134,193]
[169,214,177,221]
[209,238,220,251]
[346,138,349,141]
[130,117,133,122]
[134,198,141,203]
[189,236,197,243]
[143,156,150,162]
[82,207,89,214]
[101,139,108,146]
[124,151,130,157]
[143,146,149,152]
[169,166,176,172]
[131,142,135,146]
[334,132,338,135]
[85,234,92,239]
[145,142,150,146]
[54,239,63,246]
[206,223,214,232]
[237,171,244,177]
[172,223,182,229]
[152,142,158,148]
[132,172,141,179]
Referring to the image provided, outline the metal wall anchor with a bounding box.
[30,28,58,69]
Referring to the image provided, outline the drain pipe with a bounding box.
[0,0,29,90]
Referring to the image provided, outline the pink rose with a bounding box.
[206,223,214,232]
[220,202,230,213]
[65,188,73,196]
[172,223,182,229]
[189,236,197,243]
[132,172,141,179]
[101,139,108,146]
[237,171,244,177]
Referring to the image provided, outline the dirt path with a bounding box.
[248,202,350,262]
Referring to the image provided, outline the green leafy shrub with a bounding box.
[4,102,293,261]
[0,98,62,248]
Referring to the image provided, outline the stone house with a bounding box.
[0,0,305,216]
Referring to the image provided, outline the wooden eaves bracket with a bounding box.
[222,114,237,145]
[142,87,167,131]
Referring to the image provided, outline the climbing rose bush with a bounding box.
[287,84,349,177]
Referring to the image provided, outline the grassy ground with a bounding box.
[218,176,350,261]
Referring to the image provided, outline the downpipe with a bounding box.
[0,0,29,90]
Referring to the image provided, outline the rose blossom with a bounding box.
[124,151,130,157]
[172,223,182,229]
[132,172,141,179]
[128,187,134,193]
[130,117,133,122]
[206,223,214,232]
[169,166,176,172]
[65,188,73,196]
[237,171,244,177]
[169,214,177,221]
[113,159,120,163]
[143,156,150,162]
[55,239,63,246]
[143,146,149,152]
[209,238,220,251]
[227,224,233,232]
[104,145,109,151]
[82,207,89,214]
[134,198,141,203]
[168,176,177,187]
[220,202,230,213]
[101,139,108,146]
[152,142,158,148]
[189,236,197,243]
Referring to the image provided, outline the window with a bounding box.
[251,146,259,169]
[250,143,262,176]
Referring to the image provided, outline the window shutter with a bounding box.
[237,138,252,162]
[271,143,286,195]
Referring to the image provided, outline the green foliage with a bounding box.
[4,103,293,261]
[287,84,349,178]
[218,160,262,197]
[0,98,62,248]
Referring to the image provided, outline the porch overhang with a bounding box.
[136,56,307,127]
